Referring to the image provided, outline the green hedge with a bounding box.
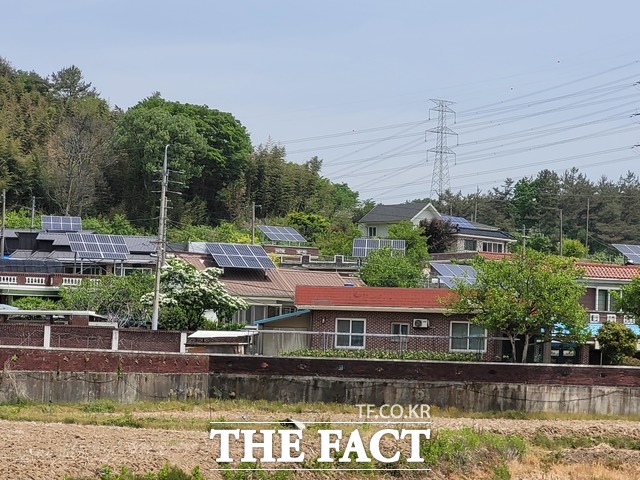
[282,348,478,361]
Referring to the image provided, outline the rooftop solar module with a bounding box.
[258,225,306,243]
[41,215,82,232]
[430,262,476,288]
[612,244,640,265]
[352,238,406,258]
[206,242,276,270]
[441,215,475,229]
[67,233,130,260]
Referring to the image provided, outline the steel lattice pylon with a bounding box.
[427,99,457,199]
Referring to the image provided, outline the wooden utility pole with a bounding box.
[585,197,590,249]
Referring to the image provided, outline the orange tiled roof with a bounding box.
[577,262,640,280]
[295,285,454,310]
[478,252,512,261]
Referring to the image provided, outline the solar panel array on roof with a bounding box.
[430,262,476,288]
[612,244,640,265]
[352,238,406,258]
[258,225,306,243]
[206,243,276,270]
[67,233,130,260]
[441,215,474,228]
[41,215,82,232]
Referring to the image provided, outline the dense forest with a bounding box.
[1,57,639,258]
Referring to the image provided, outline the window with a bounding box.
[596,289,618,312]
[481,242,504,253]
[391,323,409,335]
[367,226,377,237]
[336,318,365,349]
[450,321,486,352]
[463,239,477,251]
[114,266,152,276]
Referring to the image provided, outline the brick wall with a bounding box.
[581,288,596,310]
[0,324,44,347]
[118,330,182,353]
[0,347,209,374]
[49,325,113,350]
[309,310,498,361]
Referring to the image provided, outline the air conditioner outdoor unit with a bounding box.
[623,315,635,325]
[606,314,617,322]
[413,319,430,329]
[589,313,600,323]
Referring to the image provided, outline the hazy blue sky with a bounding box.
[2,1,639,204]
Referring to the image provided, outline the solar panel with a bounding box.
[441,215,475,229]
[206,243,276,270]
[258,225,306,243]
[352,238,406,258]
[67,233,130,260]
[612,244,640,265]
[41,215,82,232]
[430,262,476,288]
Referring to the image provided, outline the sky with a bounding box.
[2,0,639,205]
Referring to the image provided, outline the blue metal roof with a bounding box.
[588,323,640,336]
[255,309,311,325]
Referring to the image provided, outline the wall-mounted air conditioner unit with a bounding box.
[606,314,617,322]
[623,315,636,325]
[413,319,430,329]
[589,313,600,323]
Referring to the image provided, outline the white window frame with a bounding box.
[114,266,152,276]
[481,242,504,253]
[367,226,377,237]
[449,321,487,353]
[335,318,366,349]
[463,239,477,251]
[390,322,410,342]
[596,288,619,312]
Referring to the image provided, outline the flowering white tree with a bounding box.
[142,257,248,330]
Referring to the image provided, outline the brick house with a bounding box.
[293,285,501,361]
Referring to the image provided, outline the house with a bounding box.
[357,202,515,255]
[256,285,502,361]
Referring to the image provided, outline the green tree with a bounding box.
[612,277,640,326]
[526,233,552,253]
[359,247,425,288]
[596,321,638,365]
[285,212,330,244]
[388,220,429,267]
[59,272,154,326]
[49,65,96,100]
[141,258,248,331]
[11,297,60,310]
[445,251,588,363]
[559,238,588,259]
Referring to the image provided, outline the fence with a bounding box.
[254,329,509,361]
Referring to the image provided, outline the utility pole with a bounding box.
[585,197,590,249]
[251,202,261,244]
[0,189,5,258]
[30,196,36,230]
[151,144,170,331]
[427,99,457,199]
[559,209,563,257]
[522,225,528,252]
[474,186,480,222]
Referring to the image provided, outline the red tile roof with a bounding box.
[295,285,454,310]
[578,262,640,280]
[478,252,512,261]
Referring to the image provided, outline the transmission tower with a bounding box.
[427,99,458,199]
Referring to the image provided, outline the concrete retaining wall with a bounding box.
[208,374,640,416]
[0,371,209,403]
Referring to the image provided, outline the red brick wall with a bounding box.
[580,288,596,310]
[309,310,498,361]
[0,324,44,347]
[0,347,209,374]
[49,325,113,350]
[118,330,182,353]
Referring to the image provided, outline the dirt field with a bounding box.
[1,411,640,479]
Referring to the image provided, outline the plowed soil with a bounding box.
[1,413,640,479]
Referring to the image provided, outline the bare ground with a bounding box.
[1,412,640,479]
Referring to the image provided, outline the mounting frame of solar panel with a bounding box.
[352,238,406,258]
[41,215,83,232]
[206,242,276,270]
[258,225,306,243]
[67,233,130,260]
